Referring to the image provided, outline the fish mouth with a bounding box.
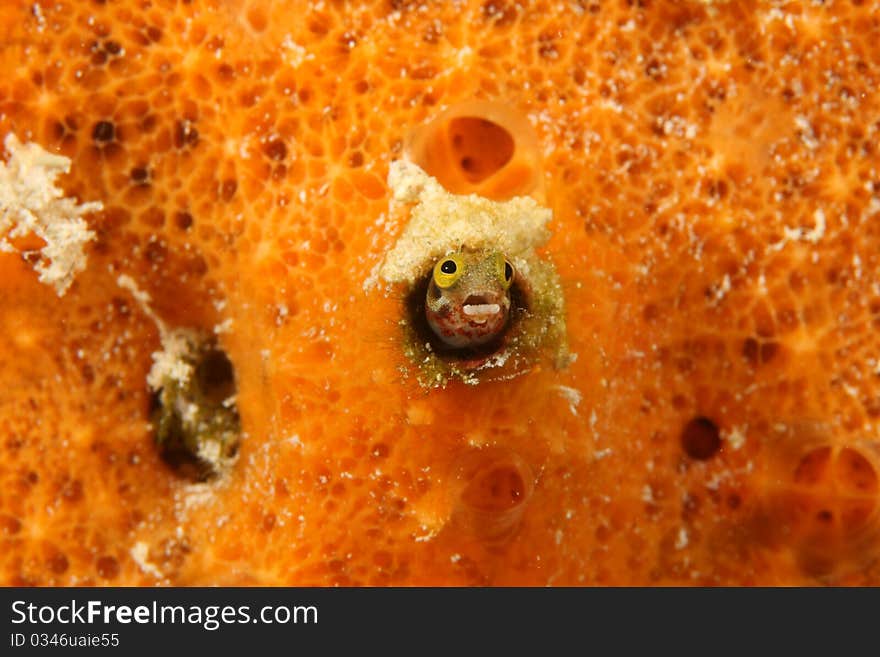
[462,295,502,324]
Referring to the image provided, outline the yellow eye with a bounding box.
[433,255,464,288]
[496,254,514,289]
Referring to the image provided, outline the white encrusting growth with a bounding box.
[130,541,163,579]
[116,274,198,392]
[379,159,552,284]
[0,133,102,295]
[555,385,583,416]
[723,425,747,450]
[674,527,689,550]
[802,208,827,244]
[280,36,313,68]
[771,207,828,252]
[146,328,201,392]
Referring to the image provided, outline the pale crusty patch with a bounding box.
[130,541,163,579]
[0,133,101,295]
[380,159,552,284]
[117,273,199,391]
[146,328,201,391]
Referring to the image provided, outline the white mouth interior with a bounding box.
[463,303,501,317]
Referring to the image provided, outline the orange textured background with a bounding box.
[1,0,880,585]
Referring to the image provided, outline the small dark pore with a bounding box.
[220,178,237,201]
[743,337,780,366]
[130,166,150,185]
[264,138,287,161]
[92,120,115,143]
[195,348,236,404]
[681,416,721,460]
[173,120,199,149]
[175,211,193,230]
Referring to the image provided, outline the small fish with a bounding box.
[425,249,515,349]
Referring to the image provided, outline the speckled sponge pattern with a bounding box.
[1,0,879,585]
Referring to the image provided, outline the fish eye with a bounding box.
[495,254,514,289]
[433,254,464,289]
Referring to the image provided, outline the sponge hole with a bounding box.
[680,416,721,460]
[195,348,236,405]
[836,447,878,494]
[460,462,527,513]
[406,100,544,202]
[763,438,880,577]
[447,117,515,184]
[793,446,832,485]
[449,447,534,544]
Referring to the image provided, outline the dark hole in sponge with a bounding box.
[152,339,239,482]
[196,348,236,404]
[837,447,879,493]
[461,464,527,513]
[815,509,834,524]
[92,120,115,143]
[681,416,721,460]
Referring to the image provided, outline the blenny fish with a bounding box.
[425,249,515,349]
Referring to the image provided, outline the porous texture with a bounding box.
[1,0,880,585]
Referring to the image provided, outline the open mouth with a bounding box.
[462,295,502,323]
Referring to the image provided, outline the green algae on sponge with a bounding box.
[377,159,569,389]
